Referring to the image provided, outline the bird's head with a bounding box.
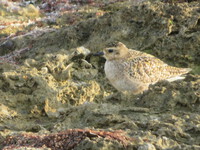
[103,42,129,60]
[93,42,129,60]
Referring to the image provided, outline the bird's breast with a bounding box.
[104,60,124,81]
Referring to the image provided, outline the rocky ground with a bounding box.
[0,0,200,149]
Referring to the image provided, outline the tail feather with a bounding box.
[166,67,191,82]
[168,67,192,75]
[181,68,192,73]
[166,76,186,82]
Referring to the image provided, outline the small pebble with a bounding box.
[41,67,48,74]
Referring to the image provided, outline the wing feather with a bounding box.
[125,56,178,83]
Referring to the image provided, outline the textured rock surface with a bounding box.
[0,1,199,149]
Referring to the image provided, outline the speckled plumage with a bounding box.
[103,42,191,94]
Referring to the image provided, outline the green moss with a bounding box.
[101,1,130,11]
[168,19,174,25]
[142,49,154,54]
[191,65,200,74]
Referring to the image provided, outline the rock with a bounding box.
[76,46,91,56]
[44,99,60,118]
[40,67,49,74]
[0,40,16,55]
[0,104,17,119]
[138,143,156,150]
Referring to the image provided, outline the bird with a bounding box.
[96,42,191,95]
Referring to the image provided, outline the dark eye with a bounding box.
[108,49,114,53]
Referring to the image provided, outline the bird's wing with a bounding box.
[125,56,178,83]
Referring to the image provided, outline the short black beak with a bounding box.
[93,52,104,56]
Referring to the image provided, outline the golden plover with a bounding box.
[97,42,191,95]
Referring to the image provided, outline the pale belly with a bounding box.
[104,61,148,94]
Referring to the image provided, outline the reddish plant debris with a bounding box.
[7,0,22,2]
[161,0,198,3]
[2,129,134,150]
